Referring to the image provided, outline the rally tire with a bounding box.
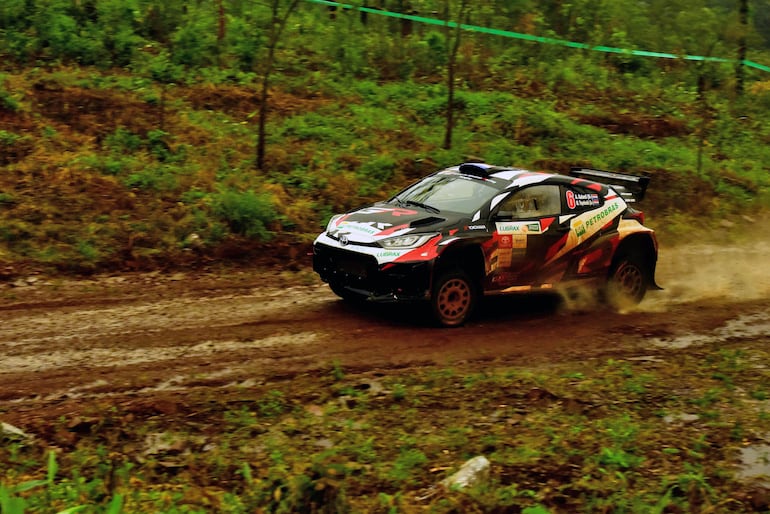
[431,269,477,327]
[605,254,648,310]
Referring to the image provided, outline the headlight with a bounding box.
[325,214,344,233]
[379,233,437,249]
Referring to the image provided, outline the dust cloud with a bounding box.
[643,237,770,310]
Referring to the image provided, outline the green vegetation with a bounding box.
[2,3,770,506]
[3,339,770,511]
[0,0,768,271]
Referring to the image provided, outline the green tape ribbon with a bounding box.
[305,0,769,73]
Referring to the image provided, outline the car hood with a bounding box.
[328,203,460,244]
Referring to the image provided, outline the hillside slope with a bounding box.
[1,66,769,276]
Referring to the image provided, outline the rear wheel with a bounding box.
[605,254,648,310]
[431,269,477,327]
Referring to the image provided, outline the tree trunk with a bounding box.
[696,73,708,177]
[255,0,300,170]
[442,0,469,151]
[444,58,455,150]
[256,69,271,171]
[216,0,226,66]
[736,0,748,96]
[217,0,226,42]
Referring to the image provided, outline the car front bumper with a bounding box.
[313,242,432,302]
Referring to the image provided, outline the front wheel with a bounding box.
[431,270,477,327]
[605,255,648,310]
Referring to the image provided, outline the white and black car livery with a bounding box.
[313,162,660,326]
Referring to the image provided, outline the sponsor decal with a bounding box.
[495,221,542,234]
[497,235,514,267]
[338,220,412,237]
[338,222,378,235]
[376,250,405,259]
[546,198,624,265]
[584,202,620,228]
[491,271,518,285]
[574,221,586,238]
[512,234,527,249]
[467,225,486,230]
[566,190,600,209]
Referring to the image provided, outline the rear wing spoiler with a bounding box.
[569,167,650,203]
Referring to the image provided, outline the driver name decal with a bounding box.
[566,190,600,209]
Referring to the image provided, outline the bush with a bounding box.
[0,129,21,146]
[211,189,278,241]
[0,80,19,111]
[123,164,181,191]
[104,127,143,154]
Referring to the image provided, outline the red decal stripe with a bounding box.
[540,217,556,231]
[545,233,569,262]
[394,235,443,263]
[377,223,410,236]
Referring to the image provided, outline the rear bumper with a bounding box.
[313,242,432,301]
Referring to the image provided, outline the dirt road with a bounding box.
[2,240,769,425]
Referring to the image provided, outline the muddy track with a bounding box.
[1,241,770,425]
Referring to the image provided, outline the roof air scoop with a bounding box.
[459,162,493,178]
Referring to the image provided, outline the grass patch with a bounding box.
[3,339,770,511]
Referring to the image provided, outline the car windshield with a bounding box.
[391,173,500,215]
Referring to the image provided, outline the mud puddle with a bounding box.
[651,311,770,350]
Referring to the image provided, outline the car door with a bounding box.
[489,184,570,287]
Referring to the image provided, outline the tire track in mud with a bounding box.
[1,239,769,412]
[0,283,341,403]
[2,291,769,409]
[0,284,333,359]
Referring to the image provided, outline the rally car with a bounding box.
[313,162,660,326]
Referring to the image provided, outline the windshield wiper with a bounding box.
[400,199,440,214]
